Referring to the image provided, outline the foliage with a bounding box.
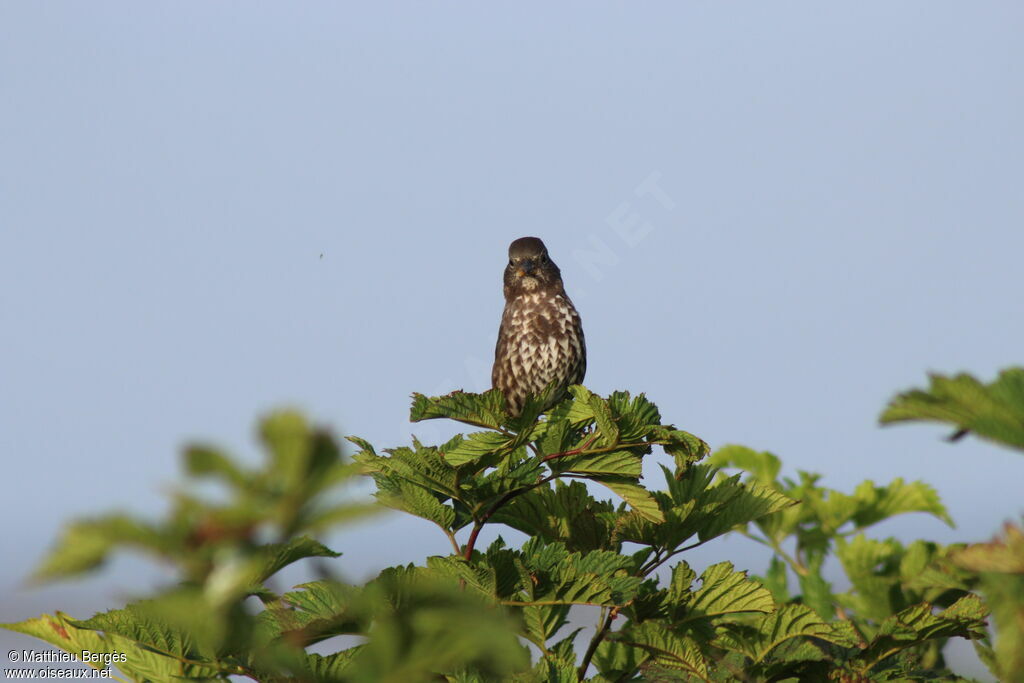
[2,380,1011,681]
[882,368,1024,681]
[880,367,1024,449]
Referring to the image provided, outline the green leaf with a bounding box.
[260,410,315,489]
[607,621,708,679]
[300,650,360,680]
[184,445,249,487]
[954,522,1024,573]
[708,444,782,487]
[849,478,953,528]
[443,431,513,467]
[252,536,340,585]
[32,515,170,582]
[650,426,710,473]
[835,534,906,622]
[715,604,836,663]
[567,386,619,446]
[520,603,571,649]
[606,391,662,440]
[759,556,790,603]
[592,632,649,680]
[71,597,220,665]
[552,449,643,477]
[353,569,531,680]
[663,465,796,543]
[493,480,618,552]
[594,477,665,523]
[376,478,457,530]
[796,562,835,621]
[880,368,1024,450]
[859,594,988,667]
[1,611,224,680]
[514,539,642,608]
[953,523,1024,681]
[682,562,775,623]
[410,390,508,429]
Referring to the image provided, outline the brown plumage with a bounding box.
[492,237,586,416]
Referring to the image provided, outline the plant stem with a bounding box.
[444,528,461,555]
[578,608,615,679]
[461,475,554,559]
[638,539,708,576]
[542,434,600,461]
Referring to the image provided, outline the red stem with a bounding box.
[542,434,600,462]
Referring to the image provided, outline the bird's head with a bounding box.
[503,236,562,297]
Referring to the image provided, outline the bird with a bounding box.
[492,237,586,416]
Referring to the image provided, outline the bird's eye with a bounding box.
[508,259,514,267]
[540,253,548,263]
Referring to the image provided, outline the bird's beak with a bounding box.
[516,259,535,277]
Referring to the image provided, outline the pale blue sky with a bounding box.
[2,3,1022,677]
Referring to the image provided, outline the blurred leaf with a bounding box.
[850,478,953,528]
[184,445,249,488]
[32,515,171,582]
[953,523,1024,681]
[880,368,1024,450]
[709,445,783,487]
[955,522,1024,573]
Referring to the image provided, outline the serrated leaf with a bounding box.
[493,480,617,552]
[71,599,213,663]
[514,539,642,608]
[650,426,709,473]
[835,534,906,622]
[880,368,1024,450]
[864,594,987,659]
[300,649,360,679]
[553,449,643,477]
[443,431,513,467]
[592,631,649,680]
[708,444,782,487]
[568,386,620,446]
[715,604,835,663]
[520,603,571,649]
[1,611,224,680]
[252,536,340,585]
[607,621,708,678]
[850,478,953,528]
[661,465,796,544]
[594,477,664,523]
[410,390,508,429]
[666,560,698,604]
[376,478,457,529]
[606,391,662,440]
[679,562,774,625]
